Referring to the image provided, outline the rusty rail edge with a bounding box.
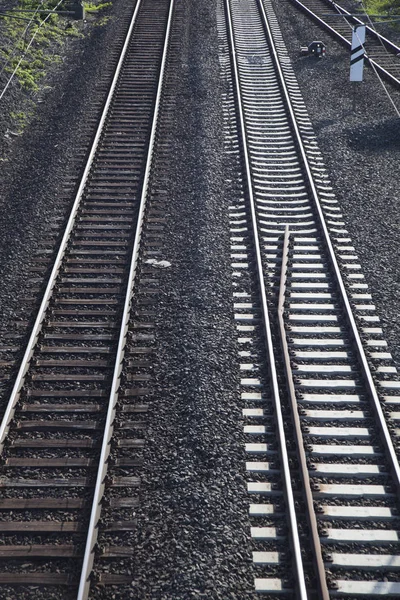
[259,0,400,496]
[278,225,330,600]
[224,0,309,596]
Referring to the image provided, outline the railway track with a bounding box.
[0,0,174,596]
[221,0,400,596]
[0,0,399,595]
[286,0,400,87]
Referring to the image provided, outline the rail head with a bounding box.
[328,0,400,88]
[0,0,145,456]
[290,0,400,87]
[278,226,330,600]
[328,0,400,53]
[224,0,309,597]
[289,0,351,47]
[76,0,175,597]
[257,0,400,494]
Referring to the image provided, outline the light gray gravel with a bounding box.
[91,0,256,597]
[0,0,399,597]
[271,0,400,368]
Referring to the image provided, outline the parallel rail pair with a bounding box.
[224,0,400,596]
[0,0,173,597]
[289,0,400,87]
[0,0,400,596]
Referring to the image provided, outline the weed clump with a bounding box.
[84,1,112,13]
[360,0,400,28]
[0,0,112,132]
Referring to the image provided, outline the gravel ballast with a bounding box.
[271,0,400,368]
[90,0,255,597]
[0,0,399,596]
[0,0,134,334]
[97,1,400,593]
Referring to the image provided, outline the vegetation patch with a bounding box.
[363,0,400,19]
[1,1,75,93]
[93,15,113,26]
[84,1,112,13]
[10,109,33,133]
[0,0,112,133]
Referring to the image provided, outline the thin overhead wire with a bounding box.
[333,3,400,118]
[373,17,400,23]
[353,25,400,118]
[358,0,396,56]
[331,1,360,30]
[333,0,400,57]
[0,0,46,78]
[0,0,63,102]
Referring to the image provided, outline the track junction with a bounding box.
[0,0,399,597]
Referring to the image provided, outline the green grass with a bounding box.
[93,15,113,26]
[0,0,112,137]
[84,1,112,13]
[0,0,111,94]
[1,2,68,91]
[10,109,32,133]
[363,0,400,16]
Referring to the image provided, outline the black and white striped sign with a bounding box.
[350,25,366,81]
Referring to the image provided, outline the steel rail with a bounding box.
[289,0,400,87]
[278,225,330,600]
[257,0,400,493]
[0,0,144,453]
[224,0,308,597]
[290,0,350,44]
[329,0,400,54]
[76,0,175,596]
